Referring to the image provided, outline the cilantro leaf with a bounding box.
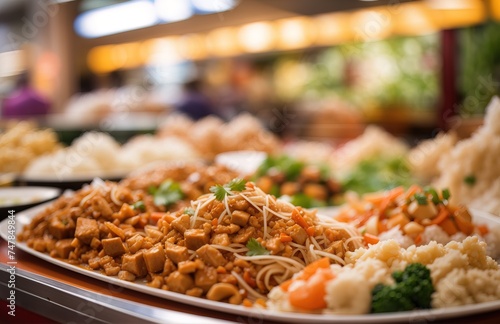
[152,180,184,207]
[464,175,476,186]
[246,238,270,256]
[184,208,195,216]
[441,188,451,200]
[132,201,145,211]
[210,178,247,201]
[413,193,428,205]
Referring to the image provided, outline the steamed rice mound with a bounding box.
[434,96,500,215]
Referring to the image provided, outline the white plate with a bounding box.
[0,186,60,209]
[20,170,127,183]
[2,205,500,323]
[215,150,267,176]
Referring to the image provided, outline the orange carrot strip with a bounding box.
[306,226,316,236]
[414,233,423,245]
[477,224,489,235]
[430,206,450,225]
[300,257,330,281]
[440,218,458,235]
[280,279,293,292]
[243,271,257,288]
[280,233,293,243]
[211,218,218,227]
[363,233,380,245]
[404,184,422,200]
[292,208,309,229]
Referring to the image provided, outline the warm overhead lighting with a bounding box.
[351,9,392,42]
[426,0,477,10]
[238,22,275,52]
[425,0,485,28]
[74,0,157,38]
[491,0,500,20]
[276,17,314,50]
[314,13,353,45]
[148,37,184,66]
[393,3,437,36]
[191,0,239,13]
[155,0,193,23]
[177,33,208,60]
[206,27,241,57]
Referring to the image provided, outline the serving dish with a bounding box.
[2,203,500,323]
[0,186,60,219]
[18,172,127,191]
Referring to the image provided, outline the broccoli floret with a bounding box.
[371,263,434,313]
[371,284,414,313]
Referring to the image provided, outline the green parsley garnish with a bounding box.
[210,178,247,201]
[413,193,428,205]
[424,187,440,205]
[464,175,476,186]
[442,188,451,200]
[246,238,270,256]
[184,208,195,216]
[132,201,146,211]
[152,180,184,207]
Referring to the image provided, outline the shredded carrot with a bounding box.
[454,213,474,235]
[242,299,253,307]
[363,233,380,245]
[306,226,315,236]
[477,224,489,235]
[150,212,165,224]
[255,298,267,308]
[279,232,293,243]
[292,208,309,229]
[404,184,422,200]
[299,257,330,281]
[211,218,218,227]
[280,279,292,292]
[243,270,257,288]
[378,187,404,216]
[414,233,423,245]
[335,212,352,223]
[440,218,458,235]
[430,206,450,225]
[289,268,335,310]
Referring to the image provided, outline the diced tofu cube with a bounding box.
[170,214,190,234]
[184,229,209,250]
[178,261,198,274]
[196,245,227,267]
[145,226,164,243]
[287,224,307,245]
[231,210,250,226]
[166,271,194,294]
[195,267,218,292]
[143,244,166,273]
[211,233,230,246]
[102,237,127,257]
[48,217,75,240]
[118,270,136,282]
[122,252,148,277]
[55,239,74,259]
[165,243,189,264]
[408,201,437,220]
[75,218,99,244]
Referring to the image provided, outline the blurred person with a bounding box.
[1,72,51,118]
[175,79,218,120]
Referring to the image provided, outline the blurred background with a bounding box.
[0,0,499,144]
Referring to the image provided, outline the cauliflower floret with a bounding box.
[325,271,372,314]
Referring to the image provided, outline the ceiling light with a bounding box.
[191,0,239,13]
[74,0,157,38]
[155,0,193,23]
